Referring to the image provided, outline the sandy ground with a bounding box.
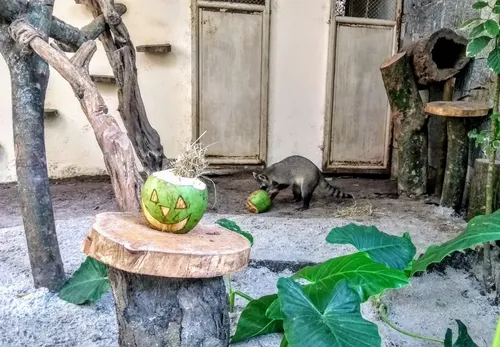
[0,174,498,347]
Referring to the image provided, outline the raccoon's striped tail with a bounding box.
[319,176,353,199]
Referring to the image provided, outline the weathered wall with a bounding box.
[0,0,193,183]
[401,0,494,202]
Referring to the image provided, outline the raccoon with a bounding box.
[252,155,353,211]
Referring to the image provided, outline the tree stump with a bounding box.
[380,52,428,196]
[404,28,469,86]
[467,159,500,221]
[83,212,252,347]
[424,101,490,210]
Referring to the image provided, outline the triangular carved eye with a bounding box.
[176,196,187,209]
[160,206,170,218]
[150,190,159,203]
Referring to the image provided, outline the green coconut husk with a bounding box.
[247,190,272,213]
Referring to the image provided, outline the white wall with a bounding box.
[0,0,332,182]
[0,0,193,182]
[267,0,331,168]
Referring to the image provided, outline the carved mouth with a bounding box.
[141,201,190,233]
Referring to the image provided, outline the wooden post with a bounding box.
[380,52,428,196]
[424,101,490,210]
[83,213,251,347]
[467,159,500,221]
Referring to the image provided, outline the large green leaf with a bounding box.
[294,252,409,302]
[58,256,110,305]
[472,1,489,9]
[277,278,381,347]
[326,224,416,270]
[485,19,500,36]
[280,336,290,347]
[443,320,479,347]
[266,297,283,320]
[488,46,500,74]
[411,210,500,275]
[216,218,254,245]
[231,294,283,343]
[470,23,486,38]
[467,36,492,57]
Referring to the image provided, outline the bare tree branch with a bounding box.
[9,18,143,212]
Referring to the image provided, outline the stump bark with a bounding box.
[467,159,500,221]
[404,28,469,86]
[83,212,252,347]
[380,52,428,196]
[109,269,229,347]
[424,101,490,210]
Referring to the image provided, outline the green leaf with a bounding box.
[294,252,409,303]
[411,210,500,275]
[467,36,491,57]
[488,47,500,73]
[460,18,483,29]
[266,297,283,320]
[443,320,479,347]
[277,278,381,347]
[215,218,254,245]
[469,23,486,38]
[231,294,283,343]
[326,224,416,270]
[58,257,110,305]
[280,336,289,347]
[485,19,500,36]
[494,5,500,14]
[472,1,489,9]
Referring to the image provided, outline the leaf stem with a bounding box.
[232,290,255,302]
[378,303,444,344]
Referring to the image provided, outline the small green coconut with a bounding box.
[247,190,272,213]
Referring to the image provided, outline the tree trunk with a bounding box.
[380,52,428,196]
[0,0,65,291]
[79,0,165,174]
[108,268,230,347]
[467,159,500,221]
[440,118,469,210]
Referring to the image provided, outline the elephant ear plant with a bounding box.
[231,210,500,347]
[462,0,500,292]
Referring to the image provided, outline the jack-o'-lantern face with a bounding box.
[140,170,208,234]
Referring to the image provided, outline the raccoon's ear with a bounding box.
[252,172,259,179]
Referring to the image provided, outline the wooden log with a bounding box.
[440,117,469,209]
[83,212,251,347]
[108,269,229,347]
[467,159,500,221]
[424,101,490,210]
[404,28,470,86]
[380,52,428,196]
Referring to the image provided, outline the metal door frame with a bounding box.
[191,0,271,166]
[322,0,403,174]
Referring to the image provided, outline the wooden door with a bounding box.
[323,0,401,174]
[196,1,270,165]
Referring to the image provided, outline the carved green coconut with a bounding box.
[247,190,272,213]
[140,169,208,234]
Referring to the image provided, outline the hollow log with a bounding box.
[381,52,428,196]
[404,28,470,86]
[467,159,500,221]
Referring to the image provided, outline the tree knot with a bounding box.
[8,19,42,51]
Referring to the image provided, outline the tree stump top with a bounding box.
[424,101,490,117]
[82,212,251,278]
